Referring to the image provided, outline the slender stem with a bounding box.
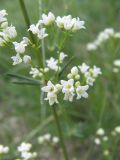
[38,0,46,120]
[39,0,46,67]
[52,106,69,160]
[19,0,35,44]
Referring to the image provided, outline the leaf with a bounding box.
[6,73,41,86]
[59,56,75,77]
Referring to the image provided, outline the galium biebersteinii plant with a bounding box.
[0,8,101,160]
[94,126,120,159]
[86,28,120,51]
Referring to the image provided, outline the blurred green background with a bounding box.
[0,0,120,159]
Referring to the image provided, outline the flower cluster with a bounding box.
[29,52,67,78]
[0,144,9,155]
[113,59,120,73]
[87,28,120,51]
[42,63,101,105]
[56,15,85,31]
[17,142,37,160]
[0,10,17,46]
[11,37,31,65]
[38,133,59,145]
[94,126,120,157]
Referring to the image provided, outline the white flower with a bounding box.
[0,26,17,41]
[41,12,55,25]
[59,52,67,63]
[104,28,114,36]
[61,79,75,102]
[115,126,120,133]
[17,142,32,153]
[29,67,40,78]
[13,41,27,54]
[11,53,22,65]
[28,24,39,34]
[56,15,85,31]
[94,138,101,145]
[41,81,59,105]
[96,128,105,136]
[37,28,48,39]
[71,66,79,76]
[85,73,95,86]
[23,55,31,64]
[103,136,108,141]
[114,32,120,38]
[0,145,9,154]
[72,18,85,31]
[52,137,59,144]
[0,10,8,23]
[76,85,89,99]
[44,133,51,141]
[86,43,97,51]
[104,150,109,156]
[46,57,58,71]
[90,66,102,78]
[78,63,89,73]
[113,67,119,73]
[38,136,45,144]
[113,59,120,67]
[21,152,36,160]
[56,16,65,28]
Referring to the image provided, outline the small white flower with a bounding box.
[41,81,59,105]
[17,142,32,153]
[44,133,51,141]
[0,10,8,23]
[59,52,67,63]
[113,59,120,67]
[38,136,45,144]
[46,57,58,71]
[11,53,22,65]
[78,63,89,73]
[0,145,9,154]
[94,138,101,145]
[21,152,33,160]
[23,55,31,64]
[72,18,85,31]
[37,28,48,39]
[28,24,39,34]
[13,41,27,54]
[71,66,79,76]
[29,67,40,78]
[86,43,97,51]
[0,26,17,41]
[52,137,59,144]
[115,126,120,133]
[41,12,55,25]
[76,85,89,99]
[90,66,102,78]
[113,68,119,73]
[104,28,114,36]
[103,150,109,156]
[61,79,75,102]
[114,32,120,38]
[96,128,105,136]
[103,136,108,141]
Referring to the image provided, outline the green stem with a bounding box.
[19,0,35,44]
[52,106,69,160]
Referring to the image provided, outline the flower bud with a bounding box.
[75,74,80,80]
[71,66,79,76]
[23,55,31,64]
[67,73,73,79]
